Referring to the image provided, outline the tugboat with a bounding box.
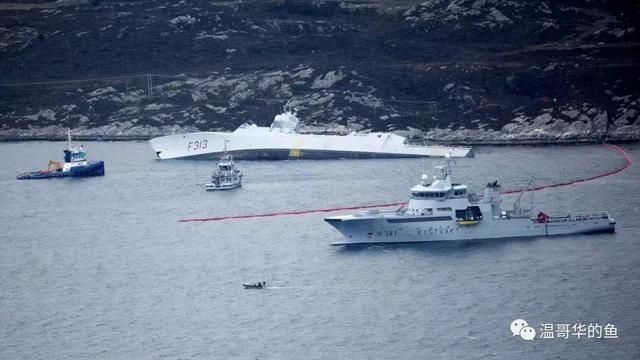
[17,131,105,180]
[325,155,616,245]
[205,140,242,191]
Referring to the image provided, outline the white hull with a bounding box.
[325,211,615,245]
[149,127,472,160]
[205,182,241,191]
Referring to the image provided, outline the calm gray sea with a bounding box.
[1,142,639,359]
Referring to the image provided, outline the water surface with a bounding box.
[1,142,639,359]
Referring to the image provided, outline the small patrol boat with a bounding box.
[325,155,616,245]
[205,141,242,191]
[17,131,105,180]
[243,282,266,289]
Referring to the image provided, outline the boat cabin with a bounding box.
[64,148,87,163]
[219,162,233,172]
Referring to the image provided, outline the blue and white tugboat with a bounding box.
[17,131,105,180]
[205,141,242,191]
[325,155,616,245]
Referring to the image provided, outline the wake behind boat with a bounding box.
[149,106,472,160]
[17,131,105,180]
[325,156,615,245]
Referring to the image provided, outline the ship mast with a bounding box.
[513,177,536,215]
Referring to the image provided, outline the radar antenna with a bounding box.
[440,152,453,178]
[283,99,297,115]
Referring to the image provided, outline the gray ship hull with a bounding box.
[325,212,615,245]
[164,148,433,161]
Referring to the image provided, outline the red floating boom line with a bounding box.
[178,202,407,223]
[178,143,632,223]
[500,143,633,195]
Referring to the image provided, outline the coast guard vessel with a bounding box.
[325,157,615,245]
[149,107,472,160]
[17,131,105,180]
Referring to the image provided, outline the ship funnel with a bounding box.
[483,181,502,216]
[483,181,501,200]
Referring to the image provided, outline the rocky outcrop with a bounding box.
[0,0,638,142]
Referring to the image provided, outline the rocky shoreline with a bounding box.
[2,0,639,145]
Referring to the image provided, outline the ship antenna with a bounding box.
[444,152,452,177]
[513,177,535,215]
[67,129,72,150]
[284,99,297,114]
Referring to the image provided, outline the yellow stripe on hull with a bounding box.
[289,149,301,157]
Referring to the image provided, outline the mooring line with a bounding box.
[178,144,632,223]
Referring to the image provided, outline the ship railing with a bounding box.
[354,209,380,217]
[546,211,610,223]
[353,208,404,218]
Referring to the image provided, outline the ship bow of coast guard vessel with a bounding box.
[324,157,615,245]
[149,108,472,160]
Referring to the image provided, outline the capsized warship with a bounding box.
[324,157,615,245]
[149,107,472,160]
